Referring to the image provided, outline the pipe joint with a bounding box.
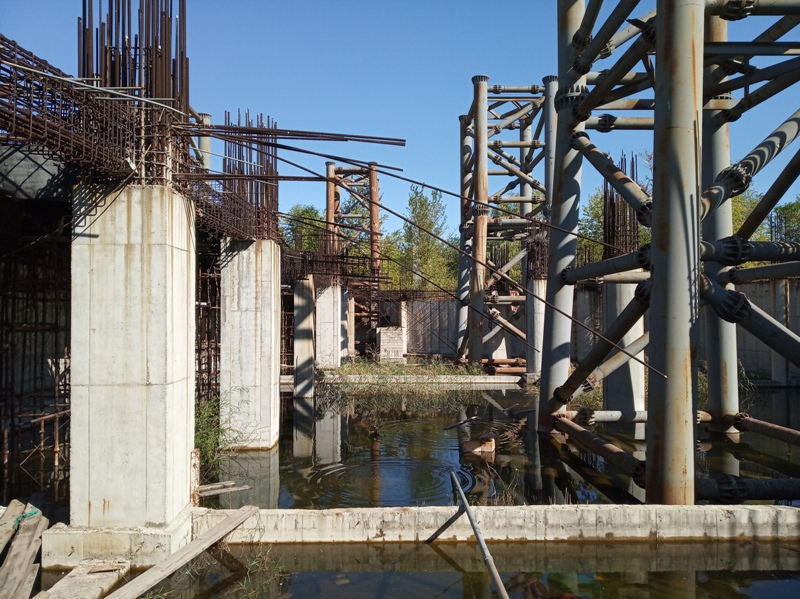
[715,474,748,504]
[725,266,742,285]
[637,18,656,45]
[634,279,652,305]
[717,164,751,196]
[570,131,590,149]
[720,0,755,21]
[598,41,615,60]
[596,114,617,132]
[554,85,588,112]
[713,289,751,324]
[472,74,490,84]
[559,266,575,286]
[716,235,751,265]
[575,407,596,426]
[636,202,653,228]
[631,461,647,489]
[572,31,592,52]
[636,243,651,270]
[734,412,751,429]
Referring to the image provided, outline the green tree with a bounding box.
[399,185,458,291]
[729,189,770,241]
[281,204,324,251]
[774,197,800,242]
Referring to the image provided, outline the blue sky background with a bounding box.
[4,1,799,236]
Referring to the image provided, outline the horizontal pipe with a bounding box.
[696,475,800,504]
[706,0,800,16]
[728,412,800,446]
[553,416,646,486]
[561,247,649,285]
[596,99,655,111]
[569,407,712,425]
[719,261,800,284]
[706,42,800,55]
[602,271,651,284]
[700,238,800,265]
[586,116,654,131]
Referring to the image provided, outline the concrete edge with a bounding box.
[41,505,194,569]
[192,504,800,545]
[318,374,523,385]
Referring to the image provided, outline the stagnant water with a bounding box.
[26,386,800,597]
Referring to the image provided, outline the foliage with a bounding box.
[195,387,256,483]
[774,197,800,242]
[396,185,458,290]
[279,204,324,251]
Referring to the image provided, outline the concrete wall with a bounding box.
[406,299,459,357]
[220,239,282,449]
[70,185,195,528]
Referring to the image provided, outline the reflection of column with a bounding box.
[315,410,343,465]
[294,275,315,399]
[293,398,314,459]
[347,293,356,357]
[219,447,280,509]
[462,571,491,599]
[650,571,696,599]
[371,435,381,507]
[457,114,474,357]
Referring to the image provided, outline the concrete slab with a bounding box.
[192,504,800,545]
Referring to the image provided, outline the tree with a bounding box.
[774,197,800,242]
[280,204,324,251]
[398,185,458,291]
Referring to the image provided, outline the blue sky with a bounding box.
[4,1,799,236]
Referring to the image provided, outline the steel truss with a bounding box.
[459,0,800,504]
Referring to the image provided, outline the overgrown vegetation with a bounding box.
[195,387,256,483]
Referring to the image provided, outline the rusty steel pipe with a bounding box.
[570,331,650,401]
[719,261,800,285]
[696,474,800,504]
[553,416,646,486]
[729,412,800,447]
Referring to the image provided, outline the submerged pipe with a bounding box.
[727,412,800,447]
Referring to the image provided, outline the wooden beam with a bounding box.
[105,505,258,599]
[0,504,49,598]
[35,559,131,599]
[0,499,26,556]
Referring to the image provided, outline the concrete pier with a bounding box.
[44,185,196,565]
[316,284,346,368]
[220,238,282,449]
[294,275,316,399]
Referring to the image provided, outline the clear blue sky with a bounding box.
[4,1,799,236]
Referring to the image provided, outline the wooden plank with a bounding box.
[0,505,49,598]
[105,505,258,599]
[39,559,131,599]
[12,562,40,599]
[0,499,27,556]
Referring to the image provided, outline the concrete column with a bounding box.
[315,411,343,465]
[526,279,547,378]
[46,185,195,567]
[771,278,789,385]
[220,238,282,449]
[347,292,356,357]
[538,1,586,425]
[294,275,315,399]
[316,284,343,368]
[199,112,212,170]
[602,283,645,412]
[703,15,739,433]
[468,213,488,363]
[647,0,705,505]
[218,448,279,509]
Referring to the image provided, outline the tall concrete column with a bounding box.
[647,0,705,505]
[771,278,789,385]
[703,16,739,434]
[220,238,282,449]
[468,213,488,363]
[538,1,586,424]
[47,185,195,566]
[294,275,316,399]
[316,284,343,368]
[199,112,212,170]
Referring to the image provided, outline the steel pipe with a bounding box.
[549,281,650,409]
[586,115,654,131]
[570,331,650,400]
[719,261,800,284]
[553,416,646,487]
[700,238,800,265]
[570,132,652,225]
[570,0,642,80]
[647,0,705,505]
[560,246,649,285]
[696,475,800,504]
[729,412,800,446]
[700,275,800,368]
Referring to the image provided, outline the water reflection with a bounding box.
[205,387,800,511]
[144,540,800,598]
